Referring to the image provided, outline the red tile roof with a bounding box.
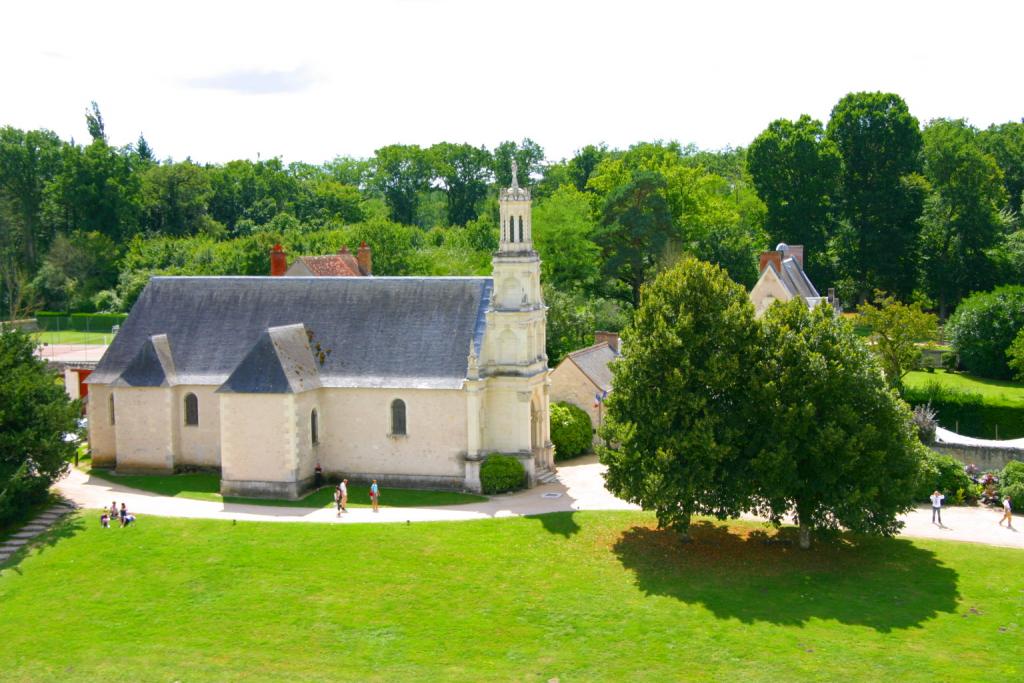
[296,255,361,277]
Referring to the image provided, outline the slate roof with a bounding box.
[566,342,618,393]
[89,276,493,391]
[219,324,323,394]
[109,334,176,388]
[777,256,820,300]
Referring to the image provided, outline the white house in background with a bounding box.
[549,332,620,440]
[86,169,553,498]
[749,243,835,317]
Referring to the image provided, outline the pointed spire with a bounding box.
[510,159,519,190]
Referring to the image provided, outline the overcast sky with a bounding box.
[2,0,1021,165]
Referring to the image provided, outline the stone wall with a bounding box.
[934,444,1024,471]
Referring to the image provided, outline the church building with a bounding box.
[86,169,553,497]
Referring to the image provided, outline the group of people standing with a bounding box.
[332,478,381,516]
[100,501,135,528]
[930,490,1013,528]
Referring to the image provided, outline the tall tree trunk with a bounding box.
[798,523,811,550]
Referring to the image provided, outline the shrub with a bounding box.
[917,449,974,503]
[903,381,1024,439]
[480,455,525,494]
[550,401,592,461]
[941,351,959,373]
[946,285,1024,379]
[911,403,937,445]
[1000,461,1024,501]
[1008,328,1024,382]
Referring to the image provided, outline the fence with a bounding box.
[35,312,127,333]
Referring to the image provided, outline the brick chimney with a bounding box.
[759,251,782,275]
[787,245,805,267]
[357,241,372,276]
[270,243,287,276]
[595,331,620,353]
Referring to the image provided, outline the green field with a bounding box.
[904,370,1024,407]
[1,511,1021,682]
[85,469,486,508]
[32,330,113,345]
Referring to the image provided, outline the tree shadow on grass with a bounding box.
[0,513,86,576]
[524,511,582,537]
[612,520,960,632]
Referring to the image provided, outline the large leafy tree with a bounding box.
[368,145,432,226]
[600,257,761,539]
[0,126,64,266]
[978,121,1024,217]
[858,291,938,391]
[140,161,216,236]
[531,185,602,293]
[45,138,142,243]
[492,138,544,188]
[430,142,492,226]
[919,119,1009,315]
[0,330,79,523]
[748,115,841,282]
[827,92,925,301]
[752,299,923,549]
[594,170,676,307]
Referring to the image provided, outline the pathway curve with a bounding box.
[55,457,1023,549]
[0,500,78,564]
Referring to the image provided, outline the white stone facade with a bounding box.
[88,176,553,498]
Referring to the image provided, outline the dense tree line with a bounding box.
[748,93,1023,313]
[2,96,1023,362]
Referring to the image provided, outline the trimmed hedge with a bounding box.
[35,312,128,333]
[904,383,1024,440]
[550,401,592,461]
[480,455,525,494]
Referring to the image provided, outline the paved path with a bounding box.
[0,500,78,565]
[56,457,1022,549]
[34,343,109,364]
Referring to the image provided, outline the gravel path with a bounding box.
[54,457,1022,549]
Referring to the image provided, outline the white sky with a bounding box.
[2,0,1021,165]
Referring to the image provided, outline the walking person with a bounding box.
[334,484,343,517]
[998,495,1013,528]
[930,490,945,526]
[340,479,348,513]
[370,479,379,512]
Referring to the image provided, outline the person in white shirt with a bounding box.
[340,479,348,513]
[998,496,1013,528]
[930,490,945,525]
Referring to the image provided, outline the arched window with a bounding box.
[184,393,199,426]
[391,399,407,436]
[518,216,524,242]
[109,394,115,426]
[311,409,319,445]
[508,217,515,242]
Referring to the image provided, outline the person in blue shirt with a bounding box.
[370,480,380,512]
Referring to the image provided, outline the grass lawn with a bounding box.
[1,512,1021,682]
[32,330,113,345]
[904,370,1024,408]
[84,468,487,508]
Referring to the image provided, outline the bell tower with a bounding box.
[488,160,545,365]
[468,160,553,485]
